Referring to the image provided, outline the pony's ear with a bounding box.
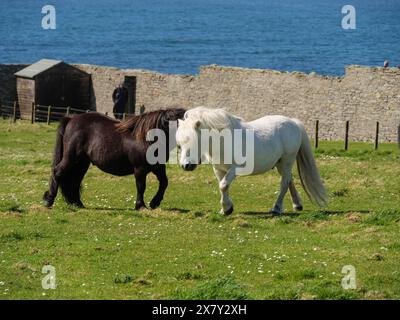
[194,120,201,128]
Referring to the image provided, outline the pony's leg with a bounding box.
[43,175,59,208]
[273,157,296,215]
[289,180,303,211]
[52,144,78,206]
[213,167,235,215]
[134,167,148,210]
[43,118,69,208]
[66,158,90,208]
[44,166,65,207]
[53,151,73,179]
[149,164,168,209]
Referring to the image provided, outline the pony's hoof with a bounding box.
[75,203,85,209]
[66,203,84,210]
[294,205,303,212]
[67,202,85,208]
[43,191,53,208]
[149,199,161,209]
[43,200,53,208]
[221,205,233,215]
[134,204,147,210]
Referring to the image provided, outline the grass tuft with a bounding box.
[207,214,226,223]
[299,211,329,222]
[114,274,134,284]
[135,278,152,286]
[369,253,385,261]
[0,231,24,242]
[170,276,248,300]
[364,209,400,226]
[332,188,349,197]
[308,283,359,300]
[177,271,204,281]
[232,218,252,228]
[299,269,318,280]
[0,199,25,213]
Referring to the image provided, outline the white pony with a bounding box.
[176,107,327,215]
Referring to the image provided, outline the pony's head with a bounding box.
[176,107,242,171]
[176,117,201,171]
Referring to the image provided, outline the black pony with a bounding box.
[43,108,186,210]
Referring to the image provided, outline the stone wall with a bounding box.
[73,64,195,114]
[1,63,399,142]
[192,65,400,142]
[73,63,400,142]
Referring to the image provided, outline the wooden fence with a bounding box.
[1,100,399,150]
[312,119,399,150]
[0,100,132,124]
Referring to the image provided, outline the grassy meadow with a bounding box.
[0,119,399,300]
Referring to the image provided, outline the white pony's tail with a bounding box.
[295,120,328,208]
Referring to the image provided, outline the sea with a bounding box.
[0,0,399,75]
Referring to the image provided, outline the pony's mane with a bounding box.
[116,108,186,142]
[184,106,243,130]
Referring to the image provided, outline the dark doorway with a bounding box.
[124,76,136,114]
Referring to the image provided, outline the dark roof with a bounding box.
[14,59,63,78]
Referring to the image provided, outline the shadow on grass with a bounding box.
[84,206,129,211]
[83,206,191,214]
[163,207,191,214]
[242,209,370,216]
[241,211,300,217]
[319,210,370,215]
[240,210,371,223]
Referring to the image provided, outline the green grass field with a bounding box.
[0,120,399,300]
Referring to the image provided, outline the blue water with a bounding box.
[0,0,399,75]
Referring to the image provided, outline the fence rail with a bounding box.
[312,119,399,150]
[0,101,20,122]
[0,101,131,124]
[0,101,399,150]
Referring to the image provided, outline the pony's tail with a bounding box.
[295,120,328,208]
[43,117,71,207]
[52,117,70,168]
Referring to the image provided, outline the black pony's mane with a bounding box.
[115,108,186,142]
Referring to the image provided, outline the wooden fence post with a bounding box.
[47,106,52,125]
[315,120,319,149]
[374,122,379,150]
[12,101,17,123]
[66,106,70,117]
[31,102,35,124]
[123,113,126,121]
[344,121,349,151]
